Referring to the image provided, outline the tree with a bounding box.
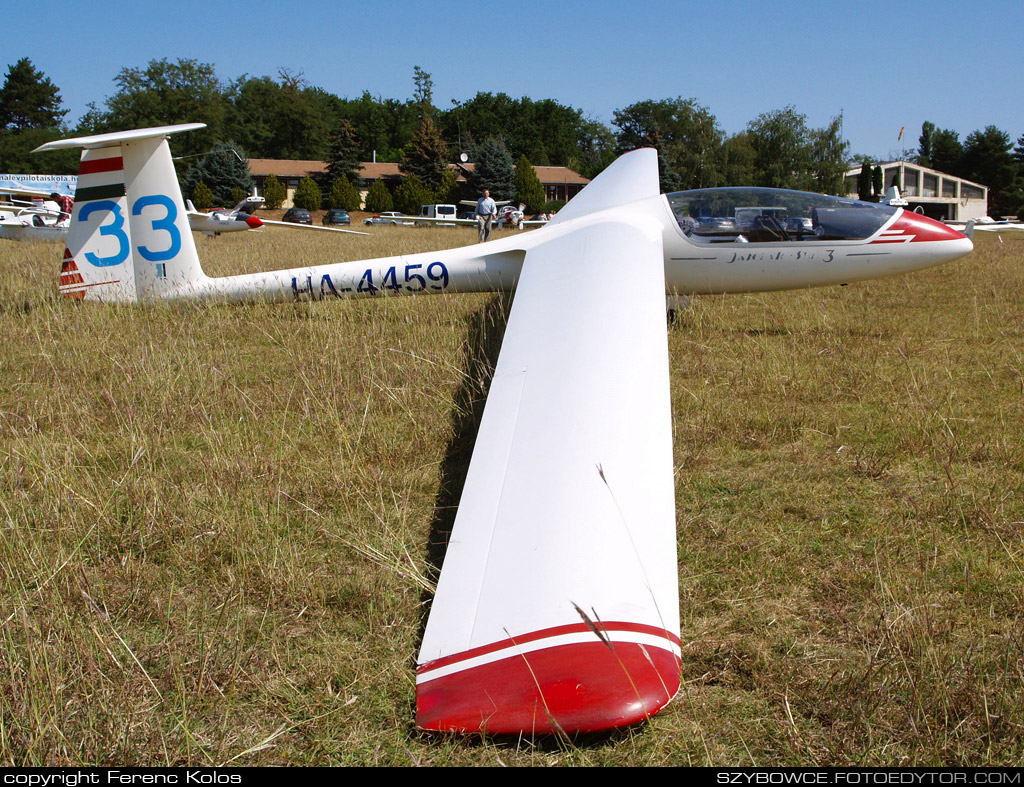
[916,121,936,167]
[441,92,588,168]
[469,139,515,201]
[514,155,546,213]
[746,107,812,190]
[961,125,1018,217]
[394,173,432,214]
[182,141,253,208]
[613,97,723,189]
[871,166,883,199]
[0,58,66,131]
[434,168,461,205]
[97,59,225,157]
[930,128,963,176]
[400,114,449,189]
[329,176,361,211]
[364,179,393,212]
[0,58,75,173]
[412,66,433,117]
[292,176,322,210]
[191,180,214,210]
[325,121,363,186]
[809,116,849,195]
[270,70,329,160]
[572,118,616,180]
[856,162,874,201]
[263,174,285,209]
[720,132,757,186]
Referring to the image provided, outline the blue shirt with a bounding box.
[476,196,497,216]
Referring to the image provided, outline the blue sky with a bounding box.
[6,0,1023,160]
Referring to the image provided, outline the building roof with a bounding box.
[358,162,402,180]
[248,158,590,186]
[248,159,326,178]
[454,162,590,186]
[845,161,987,191]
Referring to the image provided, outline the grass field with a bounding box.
[0,226,1022,766]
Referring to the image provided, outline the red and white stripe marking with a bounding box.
[416,621,681,733]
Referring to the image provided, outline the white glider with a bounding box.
[35,124,972,734]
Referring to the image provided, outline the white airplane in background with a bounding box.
[392,202,545,231]
[946,216,1024,237]
[186,195,265,235]
[0,189,69,242]
[35,124,972,736]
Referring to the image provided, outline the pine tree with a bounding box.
[364,179,394,212]
[263,174,285,209]
[400,115,449,190]
[0,58,67,130]
[871,166,883,200]
[514,155,545,213]
[856,163,873,201]
[292,176,322,210]
[325,121,362,186]
[182,141,253,207]
[469,139,515,201]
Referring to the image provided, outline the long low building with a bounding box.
[247,158,589,209]
[844,162,988,221]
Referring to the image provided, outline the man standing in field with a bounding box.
[476,189,497,243]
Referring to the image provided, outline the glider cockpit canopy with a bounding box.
[667,187,899,244]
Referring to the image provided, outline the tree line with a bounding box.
[2,57,1022,217]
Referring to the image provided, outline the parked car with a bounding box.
[363,211,412,226]
[322,209,351,226]
[282,208,312,225]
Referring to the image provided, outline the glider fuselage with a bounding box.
[198,190,970,305]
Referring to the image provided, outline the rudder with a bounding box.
[36,124,208,303]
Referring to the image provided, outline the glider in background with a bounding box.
[35,124,972,735]
[186,195,369,237]
[392,202,545,230]
[0,188,69,242]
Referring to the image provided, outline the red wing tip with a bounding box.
[416,640,680,735]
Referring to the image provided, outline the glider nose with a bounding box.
[245,215,263,229]
[879,210,973,271]
[896,210,972,245]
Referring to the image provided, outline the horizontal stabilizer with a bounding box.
[33,123,207,152]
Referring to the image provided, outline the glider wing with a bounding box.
[416,201,679,734]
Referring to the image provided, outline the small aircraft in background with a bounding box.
[946,216,1024,238]
[185,195,265,236]
[186,195,369,237]
[0,189,69,242]
[35,124,973,737]
[385,201,546,230]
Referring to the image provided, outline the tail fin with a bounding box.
[34,124,208,303]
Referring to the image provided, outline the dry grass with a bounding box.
[0,226,1021,766]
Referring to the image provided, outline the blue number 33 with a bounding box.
[79,195,182,268]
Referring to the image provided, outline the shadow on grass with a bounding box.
[418,291,512,626]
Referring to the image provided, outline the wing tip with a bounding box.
[416,634,680,734]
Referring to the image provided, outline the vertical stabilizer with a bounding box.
[35,124,208,303]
